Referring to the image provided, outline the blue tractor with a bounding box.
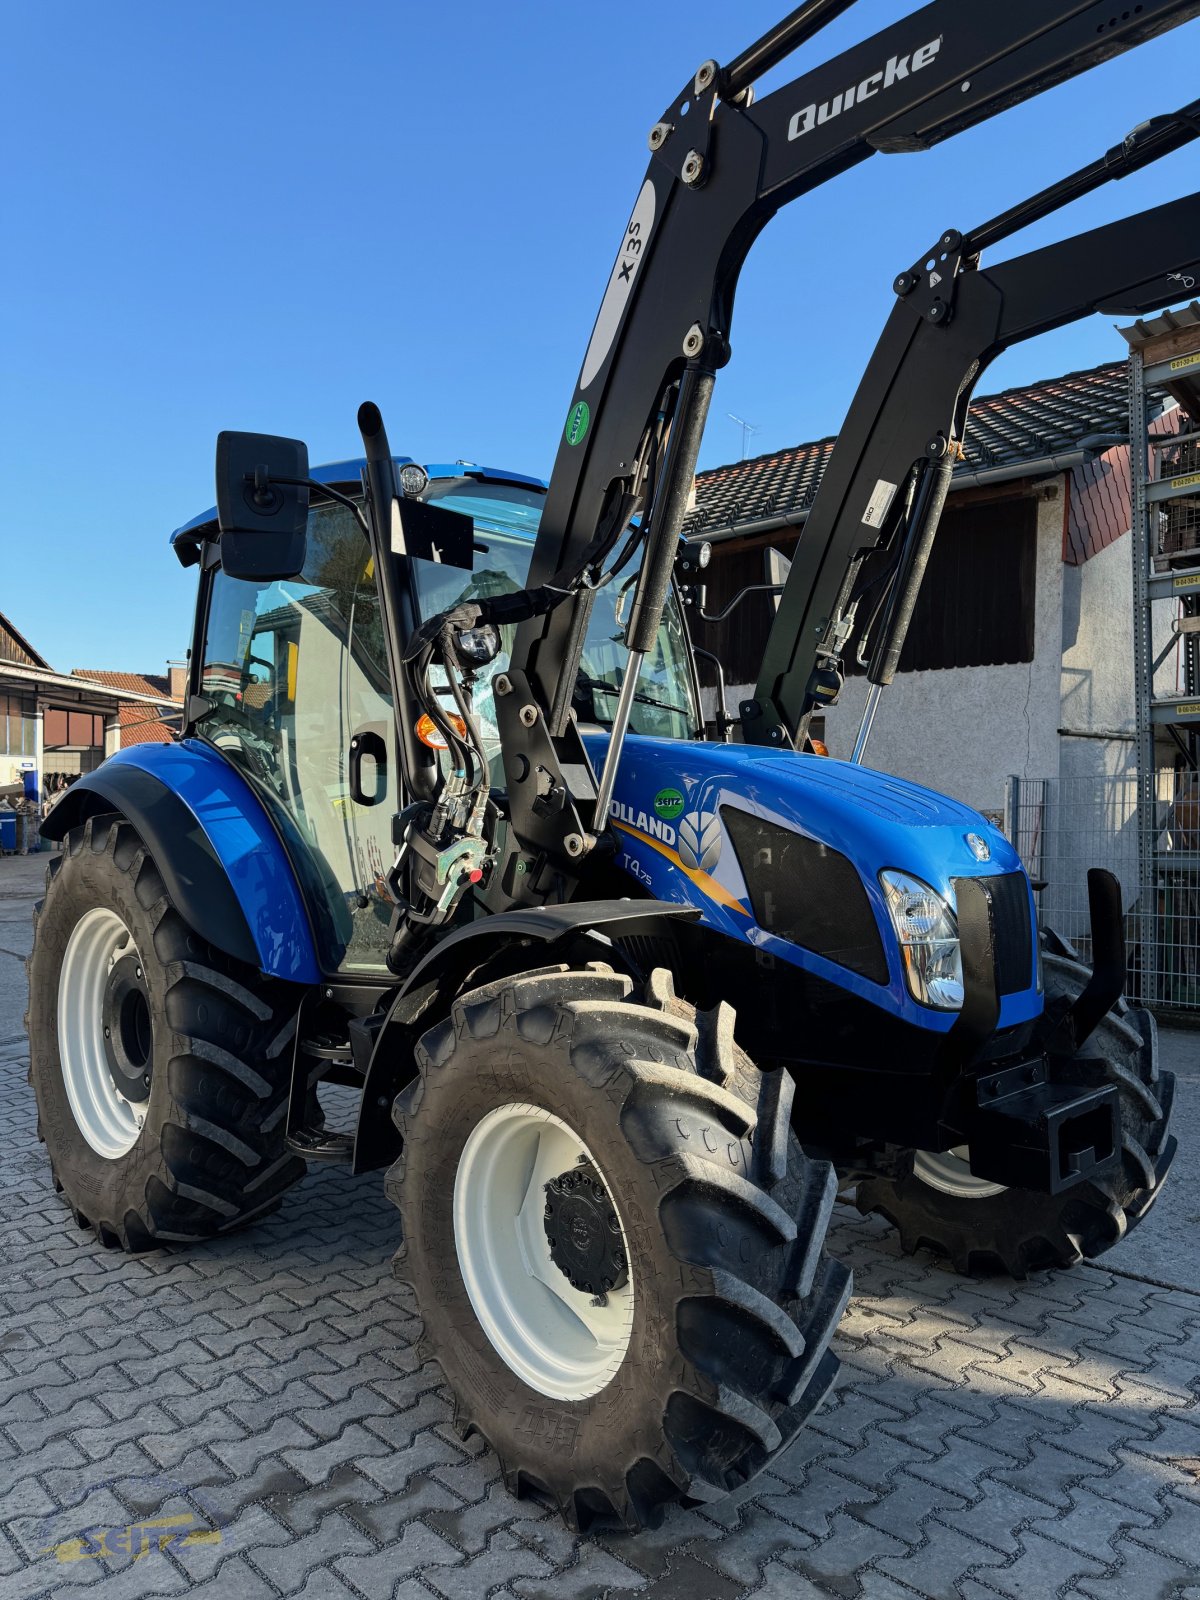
[28,1,1195,1532]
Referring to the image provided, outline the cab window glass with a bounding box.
[200,501,396,974]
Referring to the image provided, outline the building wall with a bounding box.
[0,694,37,778]
[815,489,1067,819]
[695,476,1154,840]
[1058,531,1137,785]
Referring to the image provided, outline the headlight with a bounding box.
[879,870,963,1011]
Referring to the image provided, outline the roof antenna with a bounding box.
[727,412,760,458]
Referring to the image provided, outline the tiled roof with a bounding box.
[685,359,1164,540]
[72,669,179,700]
[71,670,182,748]
[116,712,178,746]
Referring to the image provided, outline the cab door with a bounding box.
[199,500,399,975]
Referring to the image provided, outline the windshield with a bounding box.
[411,478,702,751]
[196,475,701,974]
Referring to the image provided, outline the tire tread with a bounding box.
[27,815,306,1252]
[855,951,1175,1276]
[387,963,848,1531]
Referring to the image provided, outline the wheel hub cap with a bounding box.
[101,954,152,1104]
[543,1162,628,1299]
[57,907,150,1160]
[453,1103,635,1400]
[913,1144,1008,1199]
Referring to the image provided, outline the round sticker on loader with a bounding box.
[564,400,590,447]
[654,787,684,820]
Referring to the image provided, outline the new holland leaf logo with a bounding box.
[676,809,722,874]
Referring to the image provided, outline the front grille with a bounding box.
[722,807,888,984]
[976,871,1034,996]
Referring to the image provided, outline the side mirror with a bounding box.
[215,431,310,580]
[764,547,792,612]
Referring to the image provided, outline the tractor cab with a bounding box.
[26,1,1189,1534]
[175,463,701,977]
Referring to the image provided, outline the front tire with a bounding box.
[855,952,1176,1277]
[387,963,850,1531]
[26,814,306,1250]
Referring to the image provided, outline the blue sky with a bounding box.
[4,0,1198,673]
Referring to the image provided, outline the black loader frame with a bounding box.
[238,3,1200,1175]
[492,0,1200,901]
[748,98,1200,748]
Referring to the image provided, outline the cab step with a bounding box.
[285,1126,355,1164]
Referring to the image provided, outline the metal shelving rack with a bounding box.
[1122,303,1200,1006]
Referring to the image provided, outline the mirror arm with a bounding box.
[243,474,372,538]
[697,583,783,624]
[691,645,734,742]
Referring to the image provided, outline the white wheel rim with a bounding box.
[453,1103,634,1401]
[912,1145,1007,1200]
[57,908,147,1160]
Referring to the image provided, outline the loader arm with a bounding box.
[749,102,1200,749]
[495,0,1200,882]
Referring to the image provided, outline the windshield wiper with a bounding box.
[578,674,688,719]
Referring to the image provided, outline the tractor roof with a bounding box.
[170,458,547,544]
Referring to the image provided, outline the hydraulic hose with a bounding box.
[867,452,954,687]
[625,367,715,656]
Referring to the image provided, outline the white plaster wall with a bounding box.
[1053,533,1139,920]
[1049,527,1186,923]
[1059,533,1137,749]
[1057,521,1179,774]
[813,490,1067,817]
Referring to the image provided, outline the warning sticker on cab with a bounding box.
[862,478,898,529]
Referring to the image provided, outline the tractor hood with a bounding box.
[581,731,1040,1034]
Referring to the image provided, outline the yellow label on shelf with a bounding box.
[1169,352,1200,373]
[1175,703,1200,718]
[1167,472,1200,492]
[1173,575,1200,590]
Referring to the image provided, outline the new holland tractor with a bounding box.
[26,0,1197,1531]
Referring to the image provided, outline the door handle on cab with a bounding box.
[348,724,388,806]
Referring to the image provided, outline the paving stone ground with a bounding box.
[2,852,1199,1599]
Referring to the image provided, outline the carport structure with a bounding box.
[0,611,178,793]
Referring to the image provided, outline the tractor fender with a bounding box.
[40,742,320,985]
[351,899,698,1173]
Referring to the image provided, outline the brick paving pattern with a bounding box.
[3,1029,1200,1595]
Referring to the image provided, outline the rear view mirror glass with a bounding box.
[216,431,310,580]
[764,547,792,611]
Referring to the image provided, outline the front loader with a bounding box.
[24,0,1199,1533]
[733,99,1200,1270]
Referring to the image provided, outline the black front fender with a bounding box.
[351,899,698,1173]
[41,765,260,970]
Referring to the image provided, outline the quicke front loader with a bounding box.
[27,1,1199,1531]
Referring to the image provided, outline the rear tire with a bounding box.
[26,814,306,1250]
[855,952,1176,1277]
[387,963,849,1531]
